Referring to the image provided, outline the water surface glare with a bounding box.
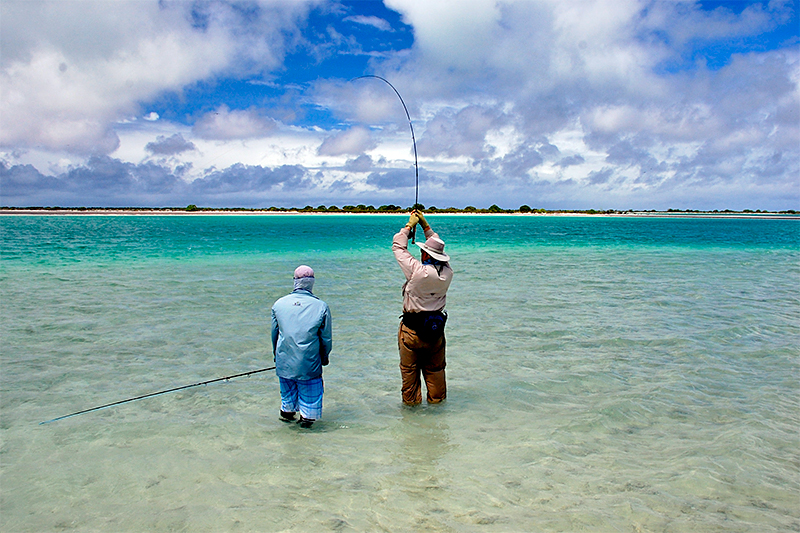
[1,215,798,532]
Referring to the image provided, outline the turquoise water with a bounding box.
[1,214,798,532]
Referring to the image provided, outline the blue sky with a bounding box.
[1,0,798,210]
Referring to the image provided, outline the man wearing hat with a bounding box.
[271,265,332,428]
[392,210,453,405]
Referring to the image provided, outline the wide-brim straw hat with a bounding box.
[416,236,450,262]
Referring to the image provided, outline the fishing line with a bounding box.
[40,366,276,425]
[351,75,420,241]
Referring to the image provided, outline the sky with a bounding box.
[1,0,798,210]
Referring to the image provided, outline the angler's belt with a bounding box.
[402,310,447,340]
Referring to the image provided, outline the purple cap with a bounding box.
[294,265,315,279]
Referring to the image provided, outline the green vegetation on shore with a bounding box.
[2,204,797,215]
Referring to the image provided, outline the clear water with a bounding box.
[1,214,798,532]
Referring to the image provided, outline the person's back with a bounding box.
[272,289,330,380]
[392,211,453,405]
[271,265,332,428]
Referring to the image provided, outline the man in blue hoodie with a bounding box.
[271,265,332,428]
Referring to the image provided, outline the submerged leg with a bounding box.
[279,377,299,415]
[296,377,324,421]
[399,323,422,405]
[421,335,447,403]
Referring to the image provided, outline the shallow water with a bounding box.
[1,214,798,532]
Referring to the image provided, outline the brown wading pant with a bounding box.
[398,322,446,405]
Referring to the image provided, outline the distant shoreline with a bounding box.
[0,207,797,219]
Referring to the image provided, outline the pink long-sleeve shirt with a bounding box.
[392,226,453,313]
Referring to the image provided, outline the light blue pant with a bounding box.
[279,377,323,420]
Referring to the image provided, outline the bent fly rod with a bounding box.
[351,75,420,241]
[40,366,276,425]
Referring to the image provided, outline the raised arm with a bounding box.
[393,211,438,279]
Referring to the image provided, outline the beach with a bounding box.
[1,208,797,220]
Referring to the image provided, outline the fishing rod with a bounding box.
[40,366,276,425]
[351,75,420,241]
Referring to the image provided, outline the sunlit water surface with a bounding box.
[1,214,798,532]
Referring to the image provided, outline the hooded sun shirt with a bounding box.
[293,276,315,292]
[271,285,332,381]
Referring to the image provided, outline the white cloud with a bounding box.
[0,0,315,154]
[418,105,505,159]
[378,0,797,206]
[1,0,797,209]
[318,127,375,156]
[385,0,501,70]
[641,0,786,48]
[344,15,393,32]
[145,133,196,156]
[344,154,375,172]
[193,106,278,140]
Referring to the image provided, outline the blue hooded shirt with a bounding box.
[271,289,332,381]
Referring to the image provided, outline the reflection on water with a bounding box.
[389,408,453,529]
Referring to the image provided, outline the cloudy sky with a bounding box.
[1,0,798,210]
